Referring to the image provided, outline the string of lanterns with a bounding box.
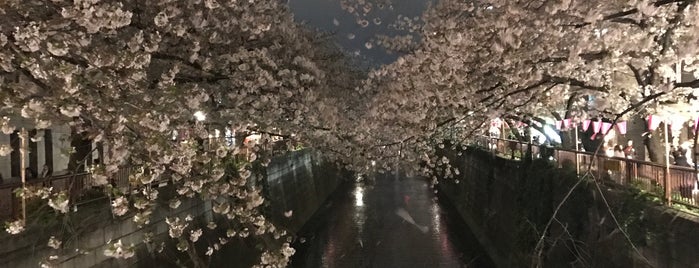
[497,114,699,140]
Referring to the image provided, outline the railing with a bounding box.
[475,136,699,208]
[0,140,276,221]
[0,168,132,221]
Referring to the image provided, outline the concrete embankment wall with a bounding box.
[262,150,348,233]
[437,146,699,268]
[0,149,346,267]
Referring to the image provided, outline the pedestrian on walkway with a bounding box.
[675,147,692,167]
[40,164,52,178]
[613,145,625,158]
[623,140,635,159]
[25,167,36,180]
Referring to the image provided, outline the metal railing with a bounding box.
[475,136,699,208]
[0,168,132,221]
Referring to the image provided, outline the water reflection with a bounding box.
[291,175,495,268]
[354,184,365,207]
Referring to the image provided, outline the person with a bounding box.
[605,145,615,157]
[40,164,52,178]
[674,147,691,167]
[613,145,625,158]
[25,167,36,179]
[508,140,518,160]
[623,140,635,159]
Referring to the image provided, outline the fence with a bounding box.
[474,136,699,208]
[0,140,270,222]
[0,167,132,221]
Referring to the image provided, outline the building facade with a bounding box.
[0,117,72,183]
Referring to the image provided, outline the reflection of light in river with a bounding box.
[353,183,367,245]
[431,199,455,258]
[431,202,441,232]
[354,185,364,207]
[323,184,368,267]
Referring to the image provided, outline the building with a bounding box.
[0,117,73,183]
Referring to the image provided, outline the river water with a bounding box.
[289,174,495,267]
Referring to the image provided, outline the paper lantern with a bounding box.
[593,120,602,133]
[590,120,602,140]
[601,122,612,134]
[563,119,572,129]
[647,115,662,131]
[491,118,501,128]
[616,121,627,135]
[582,119,591,131]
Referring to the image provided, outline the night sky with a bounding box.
[289,0,429,67]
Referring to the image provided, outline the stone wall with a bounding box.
[437,145,699,268]
[0,195,211,268]
[262,150,347,233]
[0,149,346,267]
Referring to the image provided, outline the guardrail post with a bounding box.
[664,122,672,205]
[664,169,671,205]
[575,152,580,176]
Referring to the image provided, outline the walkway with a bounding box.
[290,174,494,268]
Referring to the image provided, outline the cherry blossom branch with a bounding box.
[563,92,579,120]
[545,76,609,92]
[151,52,226,78]
[566,0,693,28]
[675,79,699,88]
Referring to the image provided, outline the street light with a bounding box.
[193,111,206,122]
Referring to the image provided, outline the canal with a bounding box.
[289,173,495,268]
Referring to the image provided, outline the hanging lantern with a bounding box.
[582,119,591,131]
[590,120,602,140]
[601,122,612,134]
[555,120,562,130]
[593,120,602,133]
[616,121,627,135]
[491,118,502,128]
[563,119,572,129]
[647,115,662,131]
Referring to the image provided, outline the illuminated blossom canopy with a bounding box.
[0,0,357,266]
[338,0,699,174]
[3,0,699,266]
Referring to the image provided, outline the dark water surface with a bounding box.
[290,174,495,268]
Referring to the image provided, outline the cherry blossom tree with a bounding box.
[341,0,699,169]
[0,0,360,266]
[4,0,699,266]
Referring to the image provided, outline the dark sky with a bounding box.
[289,0,428,67]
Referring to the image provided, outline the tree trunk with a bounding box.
[580,125,604,153]
[560,129,576,150]
[626,116,647,161]
[68,128,92,173]
[644,122,668,165]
